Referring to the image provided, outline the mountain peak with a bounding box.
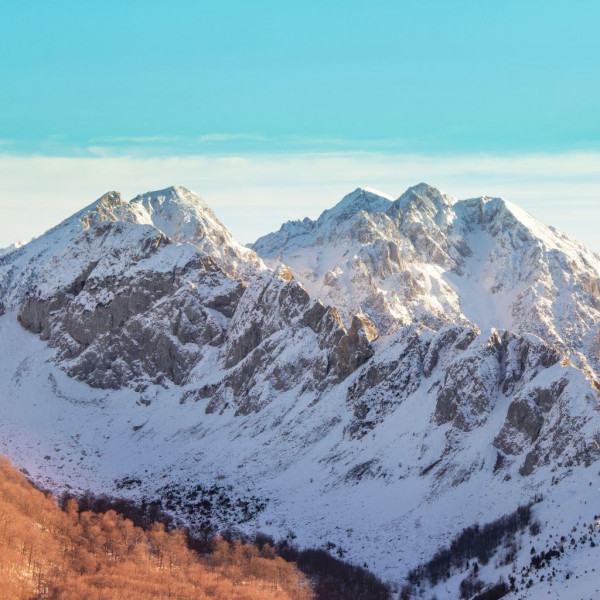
[457,194,573,251]
[133,185,212,213]
[404,182,444,197]
[127,186,264,278]
[385,183,456,231]
[394,183,454,212]
[317,187,393,224]
[129,186,222,242]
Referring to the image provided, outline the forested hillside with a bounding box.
[2,184,600,598]
[0,456,312,600]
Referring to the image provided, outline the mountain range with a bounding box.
[1,183,599,599]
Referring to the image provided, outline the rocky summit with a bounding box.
[1,184,599,599]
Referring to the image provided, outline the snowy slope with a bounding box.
[0,184,599,599]
[1,311,598,599]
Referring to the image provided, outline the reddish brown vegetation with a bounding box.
[0,457,313,600]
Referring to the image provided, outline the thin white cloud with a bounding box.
[90,135,181,144]
[196,133,268,143]
[0,152,599,253]
[90,133,270,145]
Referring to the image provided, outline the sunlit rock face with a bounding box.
[1,183,600,598]
[253,183,600,378]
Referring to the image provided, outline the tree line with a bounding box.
[58,487,391,600]
[405,503,532,591]
[0,456,312,600]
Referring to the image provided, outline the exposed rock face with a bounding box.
[12,195,378,394]
[17,219,242,389]
[344,323,597,479]
[492,373,596,476]
[196,268,378,415]
[334,314,379,379]
[2,183,600,598]
[252,183,600,378]
[433,330,562,431]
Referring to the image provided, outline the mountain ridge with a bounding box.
[1,182,599,598]
[252,183,600,380]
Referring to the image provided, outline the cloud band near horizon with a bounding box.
[1,151,599,254]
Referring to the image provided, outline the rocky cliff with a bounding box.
[1,183,599,599]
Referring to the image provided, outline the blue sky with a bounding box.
[1,1,599,249]
[2,0,599,155]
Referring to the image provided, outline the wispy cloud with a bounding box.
[196,133,268,143]
[1,133,524,157]
[90,135,182,144]
[87,133,271,151]
[0,151,599,253]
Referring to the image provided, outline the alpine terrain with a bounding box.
[1,183,599,599]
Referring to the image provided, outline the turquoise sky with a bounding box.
[2,0,599,155]
[1,2,599,252]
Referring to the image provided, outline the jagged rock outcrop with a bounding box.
[12,192,378,394]
[252,183,600,378]
[193,267,378,415]
[334,314,379,379]
[2,183,600,599]
[492,371,598,476]
[17,218,242,389]
[345,324,598,483]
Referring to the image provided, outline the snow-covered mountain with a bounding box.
[252,183,600,378]
[0,186,262,312]
[1,184,599,599]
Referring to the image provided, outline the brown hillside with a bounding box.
[0,456,313,600]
